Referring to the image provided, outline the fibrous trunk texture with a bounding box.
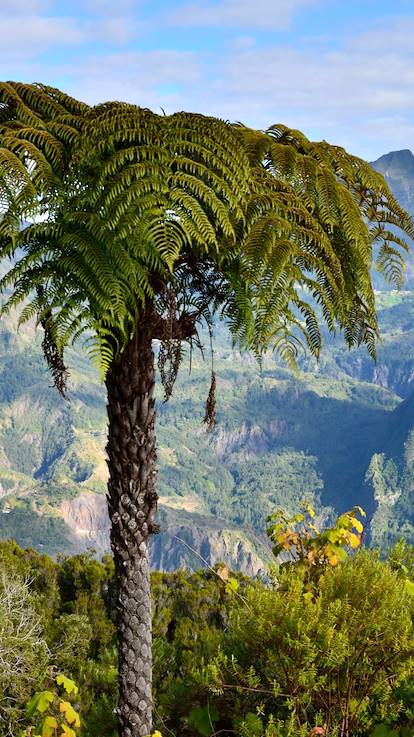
[105,315,158,737]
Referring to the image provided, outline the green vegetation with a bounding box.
[0,300,413,565]
[5,83,411,736]
[23,674,81,737]
[0,573,49,735]
[3,285,414,571]
[4,506,414,737]
[2,88,414,737]
[201,552,414,737]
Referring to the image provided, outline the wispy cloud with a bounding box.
[0,0,52,12]
[62,49,201,107]
[169,0,319,30]
[1,16,87,57]
[83,0,137,12]
[1,2,143,63]
[1,1,413,159]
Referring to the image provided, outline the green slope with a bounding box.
[0,305,401,569]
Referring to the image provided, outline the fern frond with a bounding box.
[0,84,411,383]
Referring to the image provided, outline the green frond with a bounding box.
[0,84,412,382]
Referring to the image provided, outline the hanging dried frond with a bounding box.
[203,370,216,431]
[159,286,177,338]
[156,286,183,400]
[40,314,69,397]
[36,286,69,397]
[158,338,182,401]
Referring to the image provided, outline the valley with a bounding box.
[1,150,414,571]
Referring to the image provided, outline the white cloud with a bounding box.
[60,49,201,107]
[3,5,414,160]
[1,16,87,55]
[93,16,143,44]
[218,45,414,113]
[0,0,52,12]
[0,13,142,62]
[178,17,414,158]
[0,0,144,62]
[83,0,136,12]
[348,16,414,54]
[170,0,319,30]
[79,0,143,43]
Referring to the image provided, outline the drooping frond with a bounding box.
[223,124,413,359]
[36,286,69,397]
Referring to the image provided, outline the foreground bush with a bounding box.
[2,538,414,736]
[0,574,49,735]
[189,552,414,736]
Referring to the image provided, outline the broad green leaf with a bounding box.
[348,532,361,549]
[326,529,341,543]
[404,579,414,596]
[60,724,76,737]
[241,712,263,736]
[59,702,80,728]
[56,675,78,695]
[42,716,58,737]
[26,691,55,717]
[225,578,239,594]
[353,518,364,533]
[337,515,352,531]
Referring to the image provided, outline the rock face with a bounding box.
[371,149,414,287]
[364,390,414,548]
[150,507,271,576]
[61,491,110,555]
[214,423,269,458]
[372,149,414,212]
[332,350,414,400]
[60,491,271,575]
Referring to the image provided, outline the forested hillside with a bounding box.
[1,150,414,569]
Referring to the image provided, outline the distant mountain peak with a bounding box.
[375,148,414,161]
[371,149,414,216]
[371,149,414,179]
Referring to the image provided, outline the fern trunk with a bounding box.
[105,315,158,737]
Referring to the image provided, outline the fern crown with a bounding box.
[0,81,412,376]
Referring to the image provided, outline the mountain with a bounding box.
[372,149,414,213]
[371,149,414,288]
[1,150,414,570]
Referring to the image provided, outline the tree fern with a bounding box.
[0,81,413,737]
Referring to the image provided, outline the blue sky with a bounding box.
[2,0,414,160]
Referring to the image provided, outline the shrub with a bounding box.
[0,574,49,735]
[200,552,414,736]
